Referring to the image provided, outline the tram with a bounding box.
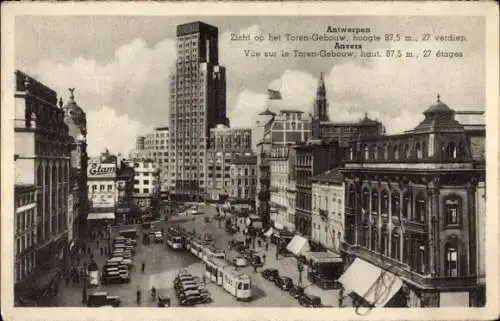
[189,238,205,258]
[201,245,225,263]
[166,232,183,250]
[204,256,252,301]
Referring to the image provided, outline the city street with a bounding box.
[54,204,302,307]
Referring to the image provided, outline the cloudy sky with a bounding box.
[15,15,485,156]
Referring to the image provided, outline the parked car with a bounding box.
[179,294,205,306]
[298,294,322,307]
[261,268,279,282]
[178,289,201,301]
[289,284,305,299]
[87,292,121,307]
[275,276,294,291]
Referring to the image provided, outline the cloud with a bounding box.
[21,20,484,155]
[25,37,176,156]
[86,106,153,156]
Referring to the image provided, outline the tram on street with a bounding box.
[201,245,225,263]
[166,232,183,250]
[204,257,252,301]
[189,238,205,258]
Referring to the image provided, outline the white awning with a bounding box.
[87,212,115,220]
[440,292,470,307]
[264,228,274,237]
[338,258,402,307]
[286,235,310,256]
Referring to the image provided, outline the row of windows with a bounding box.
[16,192,36,208]
[133,179,152,185]
[14,252,35,283]
[352,140,463,162]
[16,231,36,256]
[16,208,35,234]
[90,184,114,192]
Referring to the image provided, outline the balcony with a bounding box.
[345,206,354,216]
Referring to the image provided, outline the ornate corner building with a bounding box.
[339,96,486,307]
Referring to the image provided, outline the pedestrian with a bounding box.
[136,289,141,305]
[258,239,262,248]
[265,242,269,251]
[275,251,279,260]
[263,253,266,263]
[141,262,145,273]
[253,264,257,273]
[100,247,103,256]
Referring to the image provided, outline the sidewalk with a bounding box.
[228,218,349,307]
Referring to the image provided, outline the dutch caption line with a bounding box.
[230,26,467,60]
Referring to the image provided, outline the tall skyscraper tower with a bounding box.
[169,21,228,201]
[313,72,329,122]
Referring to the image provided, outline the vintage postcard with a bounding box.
[1,1,499,321]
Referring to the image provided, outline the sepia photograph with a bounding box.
[1,1,499,321]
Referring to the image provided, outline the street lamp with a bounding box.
[297,260,304,286]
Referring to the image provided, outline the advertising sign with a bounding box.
[90,193,116,208]
[88,162,116,179]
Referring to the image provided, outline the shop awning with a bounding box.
[87,212,115,220]
[286,235,310,256]
[338,258,402,307]
[264,228,274,237]
[304,251,343,264]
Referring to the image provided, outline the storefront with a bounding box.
[305,251,343,289]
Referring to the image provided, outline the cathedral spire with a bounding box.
[314,72,329,122]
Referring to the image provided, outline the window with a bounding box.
[389,232,399,260]
[107,184,113,192]
[143,188,149,194]
[100,184,105,192]
[416,142,423,159]
[349,147,354,160]
[381,190,389,214]
[362,188,370,212]
[445,199,460,225]
[144,180,150,185]
[381,229,388,255]
[371,227,378,251]
[391,192,400,218]
[394,145,399,160]
[415,192,426,223]
[445,142,457,159]
[445,244,458,277]
[364,145,369,160]
[371,190,379,213]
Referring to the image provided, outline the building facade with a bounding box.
[169,21,229,200]
[294,141,345,240]
[116,161,135,224]
[311,169,344,253]
[131,159,159,213]
[206,124,252,201]
[257,108,311,229]
[339,96,486,307]
[14,185,38,304]
[14,70,71,304]
[229,154,257,210]
[87,154,117,222]
[269,144,296,231]
[62,88,88,250]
